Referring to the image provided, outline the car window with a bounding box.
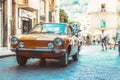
[68,25,75,36]
[29,24,42,34]
[29,23,67,34]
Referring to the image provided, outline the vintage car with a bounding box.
[11,23,81,67]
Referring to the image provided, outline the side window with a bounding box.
[67,26,74,35]
[101,3,106,12]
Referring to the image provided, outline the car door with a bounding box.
[68,26,78,56]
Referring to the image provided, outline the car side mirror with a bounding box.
[71,31,75,36]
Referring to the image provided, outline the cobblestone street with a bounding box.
[0,45,120,80]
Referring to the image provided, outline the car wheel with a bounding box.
[59,53,68,67]
[16,52,27,66]
[72,52,79,61]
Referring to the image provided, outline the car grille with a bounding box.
[22,40,50,48]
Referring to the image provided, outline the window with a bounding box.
[101,3,106,12]
[100,19,106,29]
[25,0,28,5]
[0,2,2,9]
[40,0,45,16]
[40,0,45,22]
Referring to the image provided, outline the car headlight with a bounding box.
[48,42,54,49]
[11,37,18,45]
[54,38,62,46]
[19,42,24,48]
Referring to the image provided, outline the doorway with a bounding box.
[22,18,32,34]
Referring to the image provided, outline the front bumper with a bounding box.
[11,48,67,54]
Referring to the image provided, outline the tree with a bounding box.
[59,9,68,23]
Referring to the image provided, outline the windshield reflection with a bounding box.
[30,23,67,34]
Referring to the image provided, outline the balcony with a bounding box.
[16,0,38,12]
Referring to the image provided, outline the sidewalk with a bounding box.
[0,47,16,58]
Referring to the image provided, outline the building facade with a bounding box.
[87,0,119,36]
[118,0,120,26]
[12,0,40,35]
[0,0,3,47]
[0,0,59,47]
[44,0,59,23]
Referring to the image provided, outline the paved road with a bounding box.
[0,45,120,80]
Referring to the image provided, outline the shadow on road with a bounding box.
[3,58,78,73]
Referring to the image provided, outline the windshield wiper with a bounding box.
[29,31,40,34]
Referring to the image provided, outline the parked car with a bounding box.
[11,23,81,67]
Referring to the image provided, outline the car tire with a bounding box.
[16,52,27,66]
[59,53,68,67]
[72,52,79,61]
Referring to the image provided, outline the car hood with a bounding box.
[17,34,69,41]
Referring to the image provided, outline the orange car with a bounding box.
[11,23,81,67]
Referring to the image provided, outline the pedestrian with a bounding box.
[100,30,107,50]
[97,35,101,45]
[113,37,116,49]
[86,34,91,45]
[115,26,120,55]
[92,36,96,45]
[78,30,83,45]
[108,34,115,49]
[92,36,97,45]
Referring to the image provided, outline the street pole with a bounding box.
[7,0,11,49]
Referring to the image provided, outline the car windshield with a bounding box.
[30,23,67,34]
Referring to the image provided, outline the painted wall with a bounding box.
[88,0,118,36]
[88,0,117,13]
[29,0,39,10]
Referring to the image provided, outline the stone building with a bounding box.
[118,0,120,26]
[0,0,4,47]
[87,0,120,37]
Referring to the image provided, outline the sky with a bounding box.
[59,0,117,20]
[59,0,88,20]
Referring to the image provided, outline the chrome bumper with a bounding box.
[11,48,67,54]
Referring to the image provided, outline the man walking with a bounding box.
[100,30,107,50]
[116,26,120,55]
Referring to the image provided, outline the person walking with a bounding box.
[108,34,115,49]
[100,30,107,50]
[116,27,120,55]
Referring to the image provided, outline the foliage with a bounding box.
[59,9,69,23]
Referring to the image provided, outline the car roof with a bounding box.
[38,22,68,25]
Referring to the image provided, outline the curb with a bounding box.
[0,54,16,58]
[0,47,16,58]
